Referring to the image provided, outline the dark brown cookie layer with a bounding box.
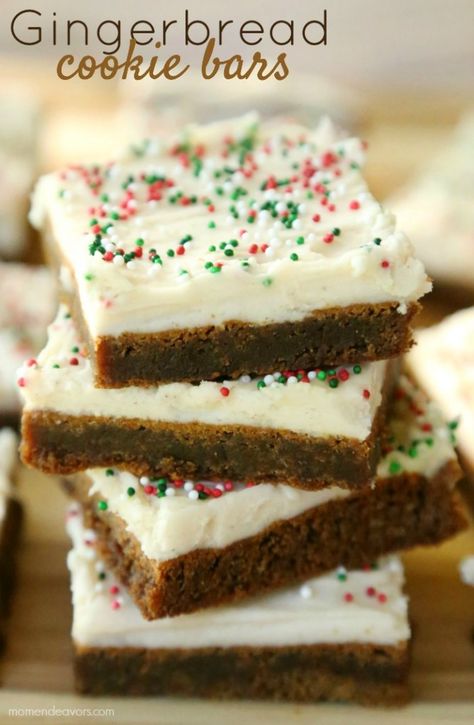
[74,641,410,704]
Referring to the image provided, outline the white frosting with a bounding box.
[390,113,474,289]
[89,470,350,562]
[30,115,430,337]
[376,374,458,479]
[19,306,387,440]
[0,428,18,520]
[406,307,474,470]
[0,264,56,413]
[460,556,474,587]
[67,506,410,649]
[81,374,456,562]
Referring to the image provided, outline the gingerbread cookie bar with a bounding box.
[0,429,23,644]
[20,306,395,489]
[30,115,430,386]
[390,113,474,299]
[406,307,474,496]
[63,376,466,619]
[0,263,56,427]
[68,507,411,704]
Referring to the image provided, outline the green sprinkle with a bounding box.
[329,378,339,388]
[135,238,144,247]
[84,273,94,281]
[98,571,106,580]
[257,380,266,389]
[210,265,221,274]
[373,238,382,246]
[448,420,459,430]
[97,500,108,511]
[296,236,305,245]
[224,249,234,257]
[389,460,402,475]
[52,364,60,369]
[105,469,114,477]
[208,221,216,229]
[317,371,327,381]
[290,253,299,261]
[71,346,79,353]
[204,261,213,269]
[262,277,273,287]
[408,447,418,458]
[332,228,341,236]
[425,437,434,447]
[208,245,216,252]
[127,487,135,497]
[337,572,347,582]
[352,365,362,374]
[167,249,175,257]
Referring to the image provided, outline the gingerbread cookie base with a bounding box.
[74,642,410,704]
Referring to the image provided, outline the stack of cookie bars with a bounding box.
[20,115,466,704]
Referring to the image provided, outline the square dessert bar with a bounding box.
[0,429,23,644]
[0,263,56,427]
[31,115,430,386]
[407,307,474,504]
[20,307,395,489]
[68,508,411,705]
[63,376,466,619]
[391,113,474,298]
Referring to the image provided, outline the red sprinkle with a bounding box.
[312,214,321,222]
[248,244,258,254]
[378,593,387,604]
[366,586,376,597]
[26,358,37,367]
[144,485,155,495]
[176,245,185,256]
[344,593,354,603]
[69,357,79,366]
[17,377,26,388]
[323,233,334,244]
[338,368,349,382]
[220,386,230,397]
[362,389,371,399]
[349,200,360,210]
[381,260,390,269]
[109,585,119,595]
[111,600,121,610]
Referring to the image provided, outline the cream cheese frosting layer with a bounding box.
[30,115,430,337]
[390,113,474,289]
[82,374,457,562]
[19,306,387,440]
[406,307,474,470]
[67,506,410,649]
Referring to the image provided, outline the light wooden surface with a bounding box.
[0,71,473,722]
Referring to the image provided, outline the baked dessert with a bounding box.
[0,90,40,261]
[30,115,430,386]
[0,264,56,426]
[63,375,466,619]
[0,429,23,645]
[20,306,395,489]
[406,307,474,490]
[68,507,411,704]
[390,113,474,299]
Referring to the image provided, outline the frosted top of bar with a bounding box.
[31,115,430,337]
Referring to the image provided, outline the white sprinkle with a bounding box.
[269,237,281,248]
[240,374,251,384]
[307,233,316,242]
[308,371,317,380]
[300,584,312,599]
[276,202,286,213]
[263,374,274,386]
[285,239,293,247]
[165,488,176,497]
[273,372,281,380]
[287,376,298,384]
[113,255,125,266]
[292,219,302,230]
[188,490,199,501]
[94,583,105,593]
[184,481,194,492]
[264,247,274,257]
[216,483,225,491]
[139,476,149,486]
[126,261,137,270]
